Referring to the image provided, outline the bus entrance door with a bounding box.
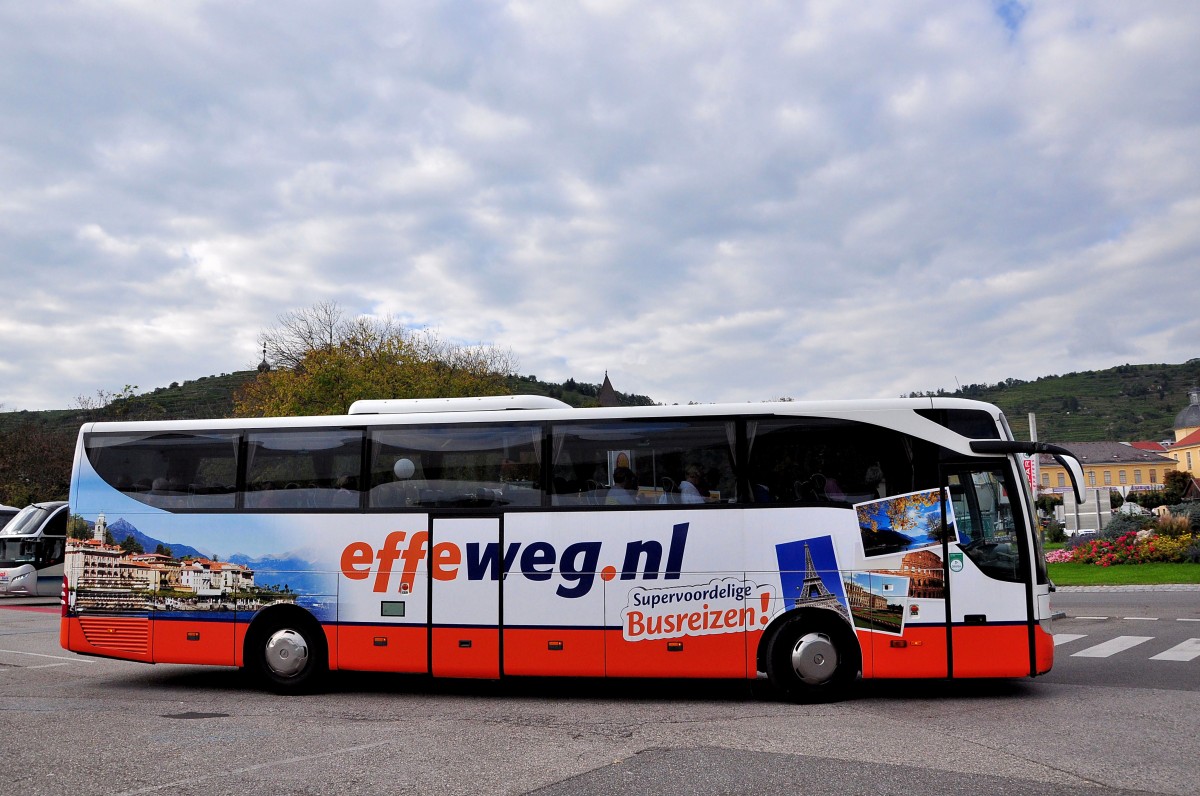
[430,515,502,678]
[946,468,1034,678]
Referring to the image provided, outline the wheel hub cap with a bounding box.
[265,629,309,678]
[791,632,837,685]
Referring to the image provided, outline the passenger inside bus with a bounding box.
[605,467,639,505]
[678,465,710,503]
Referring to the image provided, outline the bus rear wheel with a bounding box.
[245,614,327,695]
[766,616,858,702]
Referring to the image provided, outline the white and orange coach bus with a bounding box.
[61,395,1083,700]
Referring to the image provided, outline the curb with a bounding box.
[1054,584,1200,592]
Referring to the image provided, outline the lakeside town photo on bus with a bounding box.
[65,513,300,615]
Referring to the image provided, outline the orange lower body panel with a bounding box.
[952,624,1033,677]
[867,625,949,679]
[503,627,605,677]
[1033,624,1054,674]
[153,619,236,666]
[337,625,428,673]
[432,627,500,678]
[604,628,748,678]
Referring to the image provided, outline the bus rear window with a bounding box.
[85,431,240,510]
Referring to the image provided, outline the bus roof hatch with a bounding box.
[347,395,572,415]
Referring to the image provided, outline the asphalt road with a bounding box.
[2,591,1198,796]
[1044,587,1200,692]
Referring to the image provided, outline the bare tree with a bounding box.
[409,328,519,379]
[260,300,350,370]
[259,302,516,374]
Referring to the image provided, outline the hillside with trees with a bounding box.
[907,361,1200,443]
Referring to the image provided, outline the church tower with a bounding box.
[597,371,619,407]
[1174,387,1200,443]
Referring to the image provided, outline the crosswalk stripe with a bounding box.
[1053,633,1087,646]
[1071,636,1153,658]
[1149,638,1200,662]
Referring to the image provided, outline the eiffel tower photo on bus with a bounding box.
[792,542,852,624]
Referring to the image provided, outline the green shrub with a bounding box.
[1100,513,1153,540]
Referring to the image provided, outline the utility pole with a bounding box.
[1028,413,1047,542]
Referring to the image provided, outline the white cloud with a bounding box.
[0,1,1197,413]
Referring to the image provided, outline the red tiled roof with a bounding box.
[1175,428,1200,448]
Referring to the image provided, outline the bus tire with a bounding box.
[765,614,858,703]
[244,610,327,695]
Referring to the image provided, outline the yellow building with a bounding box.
[1166,388,1200,479]
[1038,441,1177,497]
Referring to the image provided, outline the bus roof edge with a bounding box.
[347,395,573,415]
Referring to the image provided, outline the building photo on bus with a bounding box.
[59,395,1083,701]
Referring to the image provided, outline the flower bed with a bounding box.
[1061,530,1195,566]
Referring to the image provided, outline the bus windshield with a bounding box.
[2,505,53,536]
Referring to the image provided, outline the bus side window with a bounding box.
[746,419,941,508]
[550,420,735,508]
[85,431,240,512]
[44,508,68,535]
[244,429,364,511]
[369,425,543,510]
[43,537,65,566]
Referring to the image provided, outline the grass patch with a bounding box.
[1048,561,1200,586]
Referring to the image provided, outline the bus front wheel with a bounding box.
[766,616,858,702]
[245,613,327,695]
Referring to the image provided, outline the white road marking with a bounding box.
[1124,616,1158,621]
[0,648,97,664]
[1053,633,1087,646]
[1077,616,1109,620]
[1149,638,1200,662]
[1071,636,1153,658]
[1177,618,1200,623]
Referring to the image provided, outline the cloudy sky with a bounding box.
[2,1,1197,411]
